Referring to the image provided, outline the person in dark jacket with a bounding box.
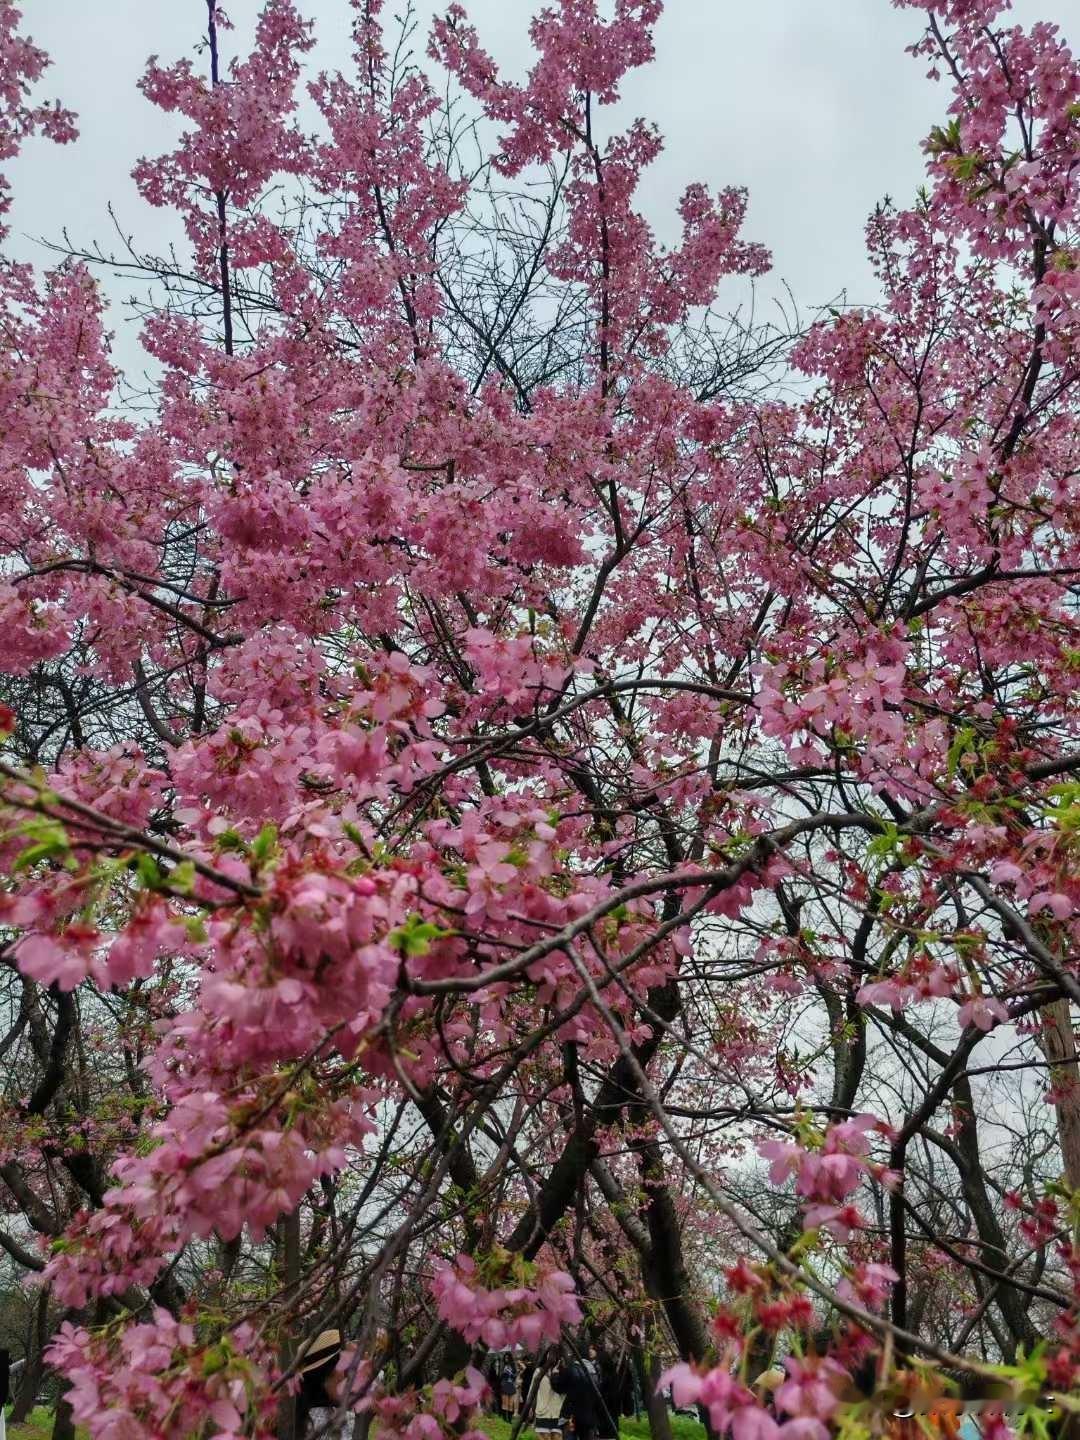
[521,1359,536,1410]
[593,1348,620,1440]
[486,1355,503,1414]
[499,1354,520,1419]
[554,1354,600,1440]
[0,1350,25,1440]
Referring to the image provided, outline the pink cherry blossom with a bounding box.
[773,1357,848,1424]
[957,995,1010,1031]
[0,0,1077,1426]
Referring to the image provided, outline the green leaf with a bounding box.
[866,822,901,860]
[251,823,278,866]
[170,861,196,895]
[183,915,209,944]
[132,852,165,890]
[1043,782,1080,833]
[387,912,453,957]
[926,117,962,155]
[946,724,978,778]
[12,818,70,872]
[202,1343,231,1378]
[343,821,369,851]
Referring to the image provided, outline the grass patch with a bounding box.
[8,1405,89,1440]
[9,1407,55,1440]
[623,1418,707,1440]
[477,1412,707,1440]
[478,1419,520,1440]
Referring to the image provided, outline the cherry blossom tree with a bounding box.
[1,0,1080,1438]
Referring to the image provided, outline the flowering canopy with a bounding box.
[1,0,1079,1437]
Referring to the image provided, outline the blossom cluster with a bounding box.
[431,1254,582,1350]
[758,1115,897,1241]
[662,1356,850,1440]
[48,1312,278,1440]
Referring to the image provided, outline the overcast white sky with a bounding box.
[8,0,1076,369]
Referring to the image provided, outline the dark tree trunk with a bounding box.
[1037,999,1080,1188]
[950,1073,1040,1357]
[51,1390,76,1440]
[277,1209,301,1440]
[507,976,682,1259]
[638,1139,711,1364]
[641,1344,673,1440]
[10,1285,50,1423]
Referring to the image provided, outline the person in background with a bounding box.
[486,1353,503,1414]
[753,1369,785,1416]
[499,1353,519,1421]
[0,1351,26,1440]
[594,1348,620,1440]
[582,1344,598,1379]
[959,1405,983,1440]
[521,1356,536,1414]
[297,1329,347,1439]
[624,1352,641,1420]
[532,1348,565,1438]
[554,1350,600,1440]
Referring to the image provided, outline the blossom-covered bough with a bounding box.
[0,0,1079,1436]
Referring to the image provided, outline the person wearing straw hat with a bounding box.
[753,1369,785,1416]
[297,1328,346,1438]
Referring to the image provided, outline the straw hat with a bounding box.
[299,1330,341,1374]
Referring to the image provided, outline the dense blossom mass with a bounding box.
[0,0,1079,1437]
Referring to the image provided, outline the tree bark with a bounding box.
[1036,999,1080,1188]
[593,1145,715,1440]
[507,976,682,1258]
[642,1344,673,1440]
[876,1007,1040,1354]
[277,1209,301,1440]
[949,1073,1039,1356]
[9,1285,50,1423]
[637,1139,711,1364]
[51,1390,76,1440]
